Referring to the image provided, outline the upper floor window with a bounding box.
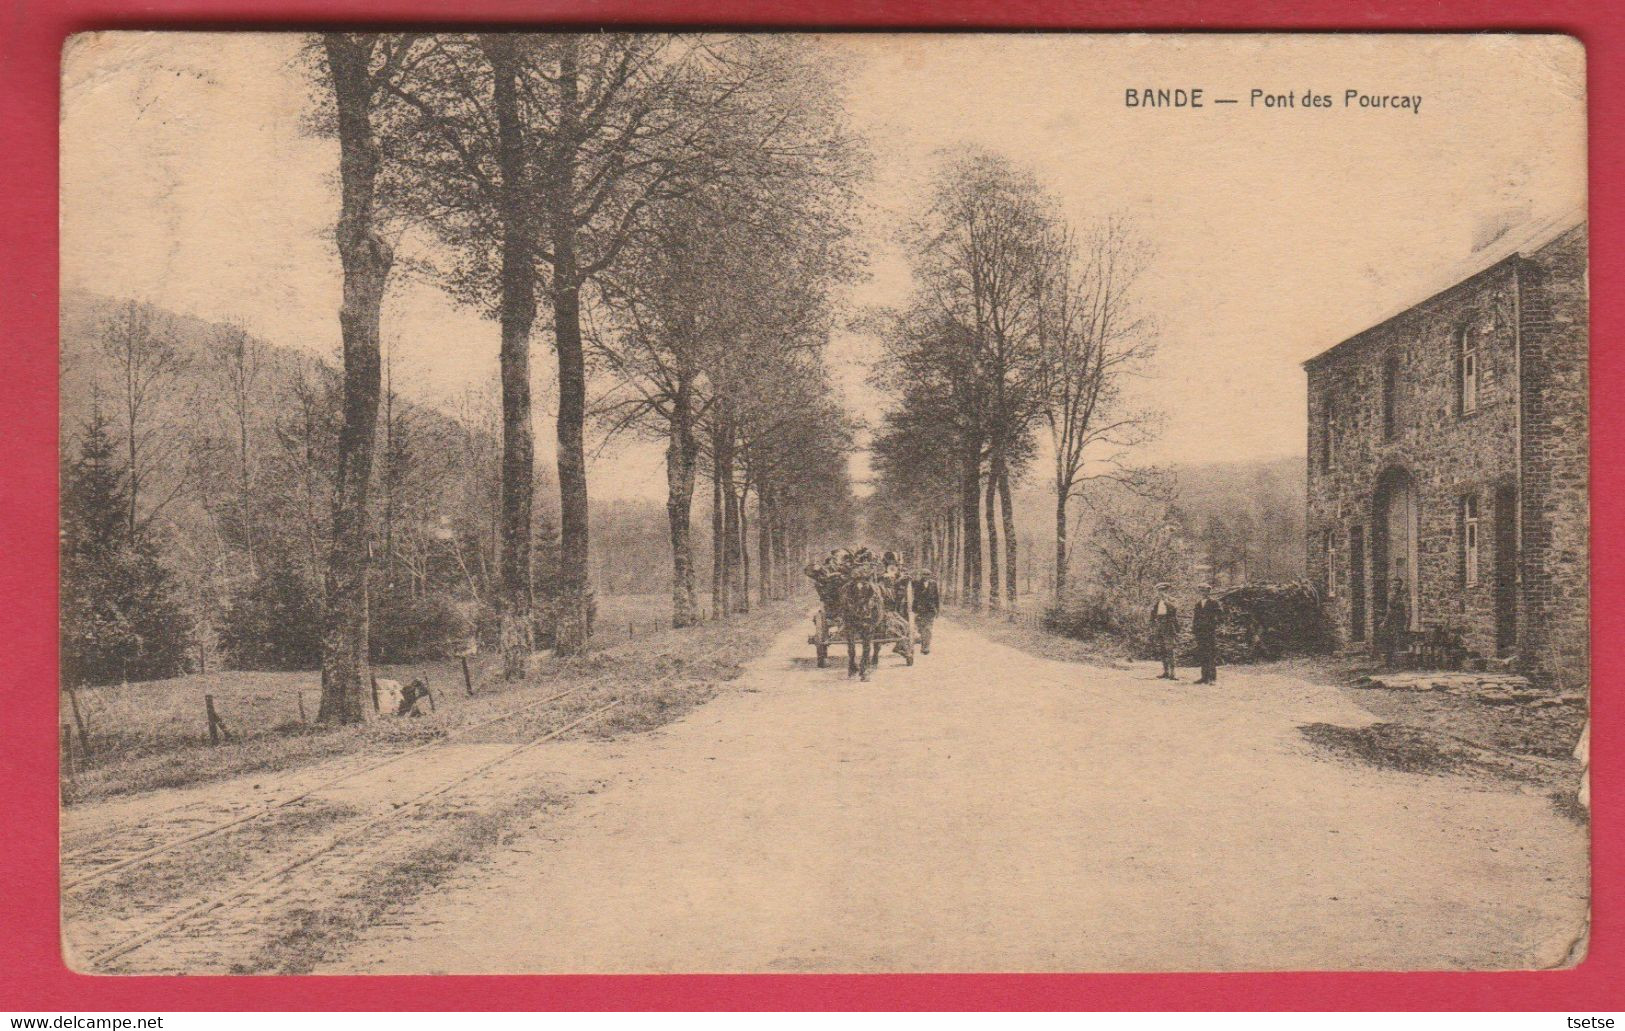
[1381,352,1401,441]
[1458,326,1479,415]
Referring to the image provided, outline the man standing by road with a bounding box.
[1192,583,1222,684]
[1150,582,1179,680]
[913,569,941,655]
[1382,577,1411,669]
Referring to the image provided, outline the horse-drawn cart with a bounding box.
[809,580,917,669]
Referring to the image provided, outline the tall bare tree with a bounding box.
[313,32,423,723]
[1035,216,1156,599]
[898,148,1055,608]
[100,301,191,539]
[208,320,266,571]
[575,35,862,629]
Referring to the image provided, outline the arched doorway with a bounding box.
[1371,466,1420,638]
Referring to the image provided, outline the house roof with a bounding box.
[1302,206,1587,369]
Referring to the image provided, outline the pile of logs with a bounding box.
[1202,581,1334,663]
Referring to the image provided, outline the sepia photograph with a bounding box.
[56,31,1589,975]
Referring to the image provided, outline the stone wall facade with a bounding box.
[1516,225,1590,691]
[1304,223,1588,690]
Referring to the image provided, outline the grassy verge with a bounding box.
[1299,721,1555,783]
[1299,720,1587,823]
[947,604,1131,669]
[65,600,798,807]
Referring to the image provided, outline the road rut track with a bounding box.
[63,697,621,973]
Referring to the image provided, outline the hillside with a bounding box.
[59,291,698,636]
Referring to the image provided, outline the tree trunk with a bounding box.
[737,490,750,611]
[723,466,745,614]
[998,457,1017,607]
[382,364,395,590]
[757,491,773,606]
[984,454,1001,610]
[665,382,700,628]
[318,35,392,725]
[486,36,539,678]
[774,510,791,599]
[124,345,139,540]
[235,370,256,574]
[1054,488,1070,600]
[711,428,725,618]
[959,449,982,610]
[549,38,593,656]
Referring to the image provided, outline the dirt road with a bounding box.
[330,615,1588,973]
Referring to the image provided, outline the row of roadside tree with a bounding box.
[60,33,865,723]
[868,147,1157,610]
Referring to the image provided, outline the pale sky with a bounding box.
[61,33,1587,501]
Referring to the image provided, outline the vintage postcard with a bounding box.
[58,32,1588,974]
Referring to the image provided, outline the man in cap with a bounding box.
[912,568,941,655]
[1191,582,1222,684]
[1381,576,1411,669]
[1150,582,1180,679]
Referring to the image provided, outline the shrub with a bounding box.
[370,590,476,664]
[219,558,324,671]
[60,412,194,684]
[1043,591,1120,638]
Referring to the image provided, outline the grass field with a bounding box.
[61,593,794,806]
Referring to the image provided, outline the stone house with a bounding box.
[1303,214,1588,690]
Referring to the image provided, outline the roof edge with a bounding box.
[1301,212,1586,371]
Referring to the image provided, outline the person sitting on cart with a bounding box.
[879,551,906,610]
[804,549,851,609]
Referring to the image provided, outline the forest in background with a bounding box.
[60,289,707,684]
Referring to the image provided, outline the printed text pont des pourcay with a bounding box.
[1125,88,1423,113]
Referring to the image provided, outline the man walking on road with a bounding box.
[1150,582,1179,679]
[1192,583,1221,684]
[913,570,941,655]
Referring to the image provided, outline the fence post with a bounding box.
[205,694,224,745]
[461,655,475,697]
[297,691,307,725]
[61,724,75,779]
[64,686,92,757]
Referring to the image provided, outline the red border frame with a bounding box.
[1,0,1618,1011]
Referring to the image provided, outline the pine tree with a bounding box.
[61,409,193,685]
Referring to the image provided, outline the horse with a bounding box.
[837,571,890,681]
